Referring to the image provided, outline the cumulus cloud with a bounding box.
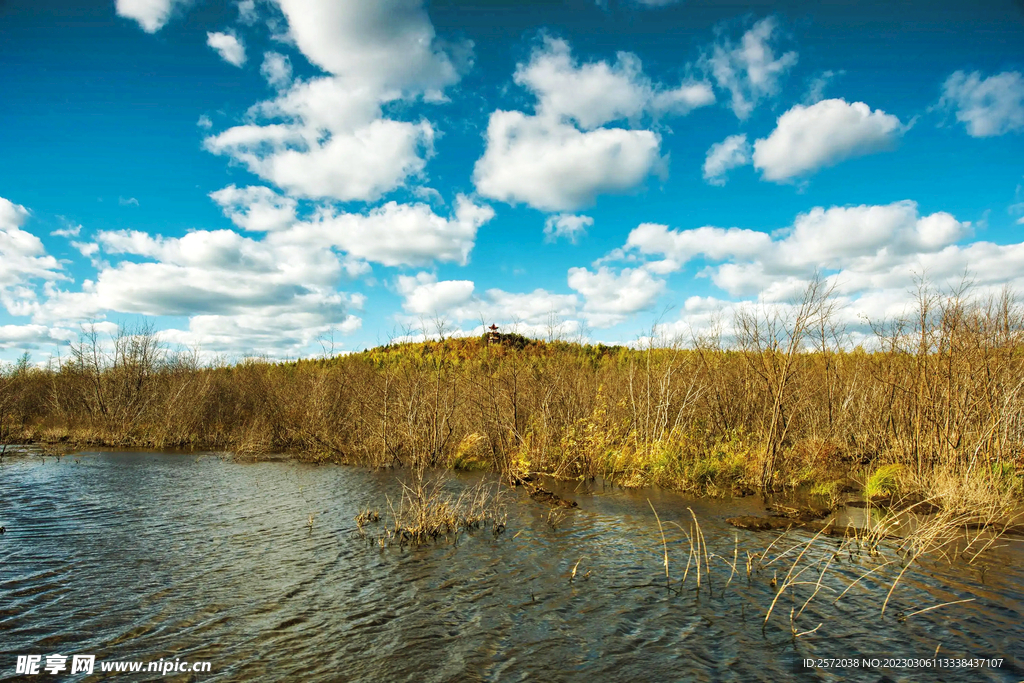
[702,16,797,119]
[544,214,593,243]
[0,324,75,350]
[598,200,1016,342]
[37,223,360,357]
[197,115,213,129]
[626,222,771,266]
[271,0,465,96]
[207,31,246,67]
[703,134,751,186]
[938,70,1024,137]
[289,195,494,267]
[204,0,468,203]
[475,111,661,212]
[395,273,580,334]
[753,99,903,182]
[209,185,297,232]
[485,289,578,324]
[0,197,64,316]
[205,77,436,202]
[261,52,292,89]
[29,194,493,357]
[115,0,188,33]
[515,36,714,129]
[567,265,665,327]
[396,272,475,316]
[474,37,712,213]
[622,201,969,291]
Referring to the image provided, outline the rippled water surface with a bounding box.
[2,451,1022,681]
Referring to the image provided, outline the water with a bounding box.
[1,451,1022,682]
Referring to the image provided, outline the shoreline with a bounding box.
[6,441,1022,537]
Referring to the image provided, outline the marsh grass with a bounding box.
[2,281,1023,520]
[646,502,1017,638]
[360,473,508,547]
[864,464,903,500]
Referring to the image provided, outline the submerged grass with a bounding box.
[358,472,507,547]
[647,502,1018,638]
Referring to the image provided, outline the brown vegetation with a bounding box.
[2,280,1023,514]
[357,473,507,546]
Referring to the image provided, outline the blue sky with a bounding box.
[1,0,1023,361]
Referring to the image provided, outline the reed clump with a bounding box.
[361,473,507,547]
[2,280,1023,519]
[648,504,1016,638]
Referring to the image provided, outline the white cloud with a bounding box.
[474,111,661,212]
[567,265,665,327]
[804,70,841,104]
[396,272,475,316]
[703,133,750,186]
[204,77,435,202]
[493,288,576,316]
[0,197,65,317]
[702,16,797,120]
[394,274,580,334]
[197,114,213,129]
[50,220,82,238]
[261,52,292,89]
[204,0,469,203]
[474,37,712,213]
[210,185,298,232]
[602,200,1007,341]
[752,99,903,182]
[271,0,465,95]
[118,196,139,206]
[544,214,593,243]
[626,222,771,266]
[37,222,361,357]
[515,36,713,130]
[207,31,247,67]
[115,0,188,33]
[237,0,258,24]
[0,324,75,350]
[288,194,494,267]
[938,70,1024,137]
[72,241,99,258]
[620,201,970,294]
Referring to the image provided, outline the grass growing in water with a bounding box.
[3,280,1023,520]
[864,464,903,500]
[646,503,1019,637]
[358,473,507,547]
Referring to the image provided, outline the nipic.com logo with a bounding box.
[14,654,211,676]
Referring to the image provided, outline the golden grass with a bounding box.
[1,282,1022,520]
[645,503,1016,636]
[359,473,507,547]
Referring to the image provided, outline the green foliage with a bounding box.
[865,464,903,500]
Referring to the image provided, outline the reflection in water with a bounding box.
[1,452,1022,682]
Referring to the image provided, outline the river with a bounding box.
[1,451,1021,681]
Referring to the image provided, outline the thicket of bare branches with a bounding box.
[2,282,1022,502]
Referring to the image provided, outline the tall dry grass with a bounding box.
[2,282,1022,513]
